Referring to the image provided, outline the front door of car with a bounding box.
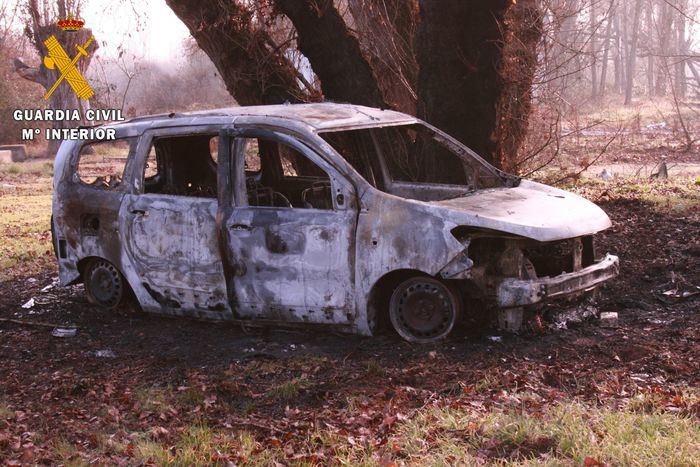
[120,129,231,319]
[218,127,358,325]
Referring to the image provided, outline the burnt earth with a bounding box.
[0,198,698,463]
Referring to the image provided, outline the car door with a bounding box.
[218,127,358,325]
[120,127,231,319]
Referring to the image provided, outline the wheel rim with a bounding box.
[87,260,123,308]
[390,278,459,342]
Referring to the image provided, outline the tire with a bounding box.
[389,276,461,343]
[83,258,126,310]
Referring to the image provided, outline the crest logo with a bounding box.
[57,14,85,33]
[42,15,94,101]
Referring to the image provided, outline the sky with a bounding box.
[81,0,191,63]
[6,0,192,63]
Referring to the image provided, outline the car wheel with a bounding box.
[84,258,125,310]
[389,276,461,343]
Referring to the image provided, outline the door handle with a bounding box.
[130,209,146,216]
[229,223,251,231]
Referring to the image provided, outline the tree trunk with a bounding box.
[655,2,672,96]
[15,0,97,156]
[273,0,387,108]
[165,0,306,105]
[416,0,512,166]
[590,0,598,100]
[598,1,615,98]
[645,0,654,96]
[624,0,642,105]
[688,61,700,96]
[494,0,543,171]
[166,0,536,171]
[675,0,687,98]
[347,0,418,114]
[613,8,623,93]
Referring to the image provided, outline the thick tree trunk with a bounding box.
[166,0,306,105]
[416,0,512,166]
[347,0,418,114]
[16,0,97,156]
[166,0,535,171]
[273,0,387,108]
[494,0,543,171]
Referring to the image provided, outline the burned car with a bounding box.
[52,103,619,342]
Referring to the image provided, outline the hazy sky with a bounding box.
[82,0,191,62]
[7,0,192,62]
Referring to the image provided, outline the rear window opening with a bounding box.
[144,134,218,198]
[77,138,135,190]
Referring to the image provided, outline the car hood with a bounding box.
[423,180,612,242]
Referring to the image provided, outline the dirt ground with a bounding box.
[0,163,699,463]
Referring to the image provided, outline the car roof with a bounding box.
[120,103,417,131]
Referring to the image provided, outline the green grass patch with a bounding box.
[0,399,13,420]
[132,424,270,466]
[51,437,84,466]
[567,177,700,213]
[0,191,53,280]
[0,160,53,177]
[265,378,311,402]
[384,401,700,465]
[135,385,174,414]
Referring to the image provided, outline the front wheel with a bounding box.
[83,258,126,310]
[389,276,461,343]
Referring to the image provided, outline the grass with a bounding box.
[0,191,53,280]
[135,386,174,414]
[0,399,13,420]
[380,401,700,466]
[132,424,272,466]
[365,359,387,378]
[564,176,700,213]
[52,437,84,466]
[0,160,54,178]
[265,378,311,402]
[0,160,55,281]
[35,391,700,465]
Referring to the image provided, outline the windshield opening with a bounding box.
[320,123,511,201]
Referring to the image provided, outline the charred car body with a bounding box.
[52,103,619,342]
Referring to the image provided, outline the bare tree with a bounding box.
[14,0,98,155]
[624,0,642,105]
[165,0,537,169]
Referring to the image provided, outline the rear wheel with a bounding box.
[83,258,125,310]
[389,276,461,343]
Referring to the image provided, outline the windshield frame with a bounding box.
[317,121,519,196]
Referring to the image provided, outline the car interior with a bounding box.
[143,134,333,209]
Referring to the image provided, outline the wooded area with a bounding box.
[2,0,698,170]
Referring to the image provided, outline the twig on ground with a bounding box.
[0,317,75,329]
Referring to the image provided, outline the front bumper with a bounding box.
[496,254,619,308]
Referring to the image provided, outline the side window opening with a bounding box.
[144,134,218,199]
[240,137,332,210]
[77,138,134,190]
